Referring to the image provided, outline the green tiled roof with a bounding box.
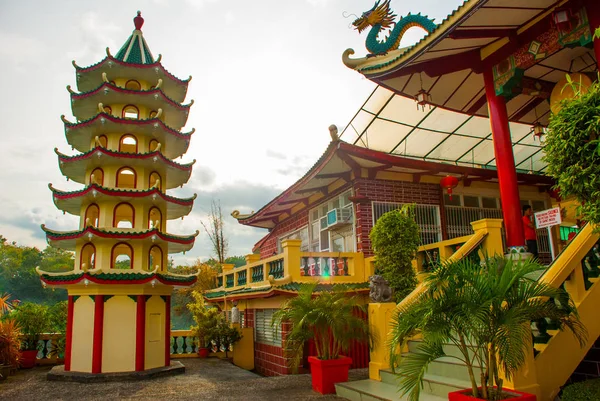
[40,273,84,282]
[204,281,369,299]
[115,31,155,65]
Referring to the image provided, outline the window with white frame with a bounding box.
[254,309,282,346]
[307,190,354,252]
[277,226,309,253]
[372,202,442,245]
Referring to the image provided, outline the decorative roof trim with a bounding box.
[38,269,197,287]
[41,224,199,244]
[55,146,196,171]
[49,183,196,206]
[62,112,194,140]
[71,82,193,110]
[204,282,369,301]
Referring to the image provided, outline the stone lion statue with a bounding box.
[369,275,393,303]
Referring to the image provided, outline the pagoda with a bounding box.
[37,11,199,377]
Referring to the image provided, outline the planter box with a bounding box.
[19,350,38,369]
[308,356,352,395]
[197,348,209,358]
[448,388,536,401]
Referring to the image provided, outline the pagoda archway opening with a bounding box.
[148,206,162,230]
[122,104,139,120]
[103,105,112,115]
[80,243,96,271]
[114,202,135,228]
[97,135,108,148]
[116,167,137,189]
[148,245,163,271]
[84,204,100,227]
[111,242,133,269]
[119,134,138,153]
[149,110,159,119]
[125,79,141,91]
[89,168,104,186]
[149,171,161,191]
[149,138,159,152]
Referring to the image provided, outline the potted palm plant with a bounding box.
[10,302,52,368]
[0,293,19,380]
[188,291,222,358]
[389,256,586,401]
[272,283,370,394]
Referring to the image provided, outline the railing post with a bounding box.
[282,239,302,281]
[471,218,504,257]
[245,254,260,265]
[368,302,396,381]
[564,266,587,304]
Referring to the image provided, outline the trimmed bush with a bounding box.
[562,378,600,400]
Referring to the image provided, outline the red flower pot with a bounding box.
[197,347,210,358]
[19,350,38,369]
[448,388,536,401]
[308,356,352,395]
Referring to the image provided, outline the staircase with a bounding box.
[337,223,600,401]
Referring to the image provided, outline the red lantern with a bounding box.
[552,7,572,32]
[440,176,459,200]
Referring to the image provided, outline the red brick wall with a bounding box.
[353,178,442,257]
[252,310,292,376]
[245,309,254,329]
[259,211,308,259]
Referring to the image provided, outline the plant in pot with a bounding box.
[389,256,586,401]
[47,301,68,361]
[210,321,242,359]
[188,290,222,357]
[272,283,370,395]
[0,293,20,380]
[10,302,52,369]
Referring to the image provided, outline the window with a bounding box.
[149,245,163,271]
[148,207,162,230]
[463,195,480,208]
[116,167,137,189]
[149,171,161,190]
[254,309,282,346]
[278,227,309,253]
[84,204,99,227]
[308,190,354,252]
[80,243,96,270]
[481,197,497,209]
[443,194,461,206]
[113,203,135,228]
[372,202,442,245]
[89,168,104,186]
[125,80,141,90]
[122,105,139,119]
[119,134,138,153]
[111,243,133,269]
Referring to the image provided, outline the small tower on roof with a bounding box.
[38,11,198,378]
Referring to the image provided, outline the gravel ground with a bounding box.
[0,358,368,400]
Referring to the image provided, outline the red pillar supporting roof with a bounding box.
[483,68,525,249]
[585,0,600,68]
[65,295,74,371]
[92,295,105,374]
[135,295,146,371]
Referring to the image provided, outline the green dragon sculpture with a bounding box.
[352,0,437,55]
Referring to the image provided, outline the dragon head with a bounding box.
[352,0,397,33]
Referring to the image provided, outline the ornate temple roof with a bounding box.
[55,147,195,189]
[62,113,194,159]
[37,268,198,288]
[41,225,198,254]
[49,183,196,220]
[115,11,154,65]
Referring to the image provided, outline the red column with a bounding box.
[64,295,74,371]
[585,0,600,66]
[92,295,104,373]
[483,68,525,248]
[135,295,146,371]
[164,295,171,366]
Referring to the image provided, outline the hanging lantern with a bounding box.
[415,89,432,111]
[532,122,546,142]
[440,176,459,200]
[552,7,572,32]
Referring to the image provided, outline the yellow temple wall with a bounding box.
[102,296,136,372]
[74,239,166,271]
[78,200,166,231]
[70,295,94,372]
[84,164,165,194]
[145,295,166,369]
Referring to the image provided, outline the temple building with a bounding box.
[37,12,199,377]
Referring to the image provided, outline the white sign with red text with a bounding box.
[534,207,562,229]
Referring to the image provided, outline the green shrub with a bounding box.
[562,378,600,400]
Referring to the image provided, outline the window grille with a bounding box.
[254,309,282,346]
[372,202,442,245]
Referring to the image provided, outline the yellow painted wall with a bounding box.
[145,295,165,369]
[232,326,254,370]
[70,295,94,372]
[102,296,136,372]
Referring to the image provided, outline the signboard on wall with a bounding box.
[534,207,562,229]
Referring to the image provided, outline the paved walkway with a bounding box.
[0,358,368,400]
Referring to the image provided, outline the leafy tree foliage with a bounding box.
[369,205,421,302]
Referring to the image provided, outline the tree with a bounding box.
[369,204,421,302]
[201,200,228,264]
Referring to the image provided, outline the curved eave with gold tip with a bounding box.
[70,83,192,129]
[63,113,193,159]
[37,269,198,289]
[73,52,190,103]
[41,225,199,254]
[49,183,196,220]
[56,147,195,189]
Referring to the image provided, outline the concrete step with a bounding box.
[335,379,446,401]
[387,353,477,382]
[407,340,475,360]
[380,369,470,398]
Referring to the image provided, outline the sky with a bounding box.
[0,0,464,266]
